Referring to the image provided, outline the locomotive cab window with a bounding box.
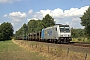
[65,27,70,32]
[60,27,70,32]
[60,27,64,32]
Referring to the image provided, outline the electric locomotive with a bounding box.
[41,24,72,43]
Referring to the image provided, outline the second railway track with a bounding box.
[68,42,90,47]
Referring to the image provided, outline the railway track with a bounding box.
[35,40,90,48]
[28,40,90,48]
[16,40,90,54]
[68,42,90,47]
[34,41,90,53]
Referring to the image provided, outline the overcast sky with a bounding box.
[0,0,90,33]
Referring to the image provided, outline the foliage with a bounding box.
[42,14,55,28]
[71,28,85,38]
[15,23,28,39]
[28,20,45,33]
[15,14,55,39]
[80,7,90,37]
[0,22,13,41]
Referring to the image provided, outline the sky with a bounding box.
[0,0,90,33]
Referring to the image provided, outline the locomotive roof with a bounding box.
[59,25,69,27]
[55,24,69,27]
[42,24,69,30]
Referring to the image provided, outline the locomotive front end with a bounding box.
[59,25,72,43]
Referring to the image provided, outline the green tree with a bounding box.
[42,14,55,28]
[27,20,45,33]
[15,23,28,40]
[80,7,90,37]
[71,28,85,38]
[0,22,13,41]
[28,20,37,33]
[23,23,28,39]
[15,14,55,40]
[36,20,45,31]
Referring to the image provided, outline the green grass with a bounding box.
[0,40,51,60]
[87,39,90,42]
[71,37,89,42]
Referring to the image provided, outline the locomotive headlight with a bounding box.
[60,35,63,37]
[68,35,71,37]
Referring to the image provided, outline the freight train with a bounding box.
[16,24,72,43]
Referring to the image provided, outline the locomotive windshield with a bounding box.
[60,27,64,32]
[60,27,70,32]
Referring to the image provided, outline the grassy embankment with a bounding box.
[71,37,90,42]
[0,40,51,60]
[13,40,90,60]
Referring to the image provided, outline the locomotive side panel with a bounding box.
[41,25,59,40]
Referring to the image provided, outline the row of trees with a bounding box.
[0,7,90,41]
[15,7,90,40]
[15,14,55,39]
[15,14,86,39]
[0,22,13,41]
[71,28,85,38]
